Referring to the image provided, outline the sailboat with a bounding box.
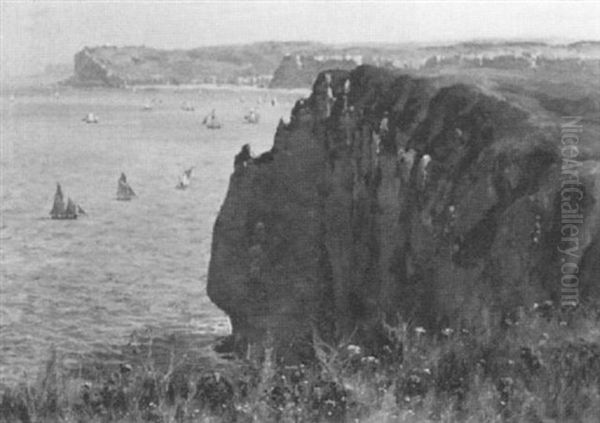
[176,167,194,190]
[243,108,260,124]
[117,173,136,201]
[181,101,195,112]
[203,109,222,129]
[50,183,83,219]
[82,112,99,124]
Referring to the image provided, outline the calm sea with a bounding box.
[0,86,303,387]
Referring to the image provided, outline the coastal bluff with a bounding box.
[207,65,600,361]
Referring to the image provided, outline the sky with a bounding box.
[1,0,600,78]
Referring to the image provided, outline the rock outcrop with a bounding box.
[269,54,358,88]
[208,65,600,361]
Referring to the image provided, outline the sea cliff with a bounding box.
[208,65,600,360]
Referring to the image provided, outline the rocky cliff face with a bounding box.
[208,65,600,361]
[72,48,126,87]
[269,55,358,88]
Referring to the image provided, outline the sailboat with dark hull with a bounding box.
[50,183,84,220]
[176,167,194,190]
[117,173,136,201]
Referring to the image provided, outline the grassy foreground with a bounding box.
[1,303,599,423]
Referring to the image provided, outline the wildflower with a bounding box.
[423,368,431,375]
[415,327,426,335]
[347,344,362,356]
[442,327,454,337]
[361,356,379,365]
[119,363,132,373]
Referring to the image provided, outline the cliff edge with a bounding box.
[208,65,600,361]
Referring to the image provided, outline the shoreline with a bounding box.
[1,78,311,97]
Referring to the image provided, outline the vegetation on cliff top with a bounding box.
[2,303,599,422]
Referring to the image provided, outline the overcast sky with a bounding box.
[2,0,600,78]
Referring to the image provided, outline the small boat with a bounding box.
[50,183,83,219]
[181,101,195,112]
[243,109,260,124]
[142,102,153,111]
[176,167,194,190]
[82,113,99,124]
[203,109,222,129]
[117,173,136,201]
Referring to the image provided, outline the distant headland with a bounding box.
[63,40,600,89]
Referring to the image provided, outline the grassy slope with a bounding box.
[1,304,599,422]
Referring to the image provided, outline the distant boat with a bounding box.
[181,101,195,111]
[82,113,99,124]
[142,102,153,111]
[50,183,84,219]
[176,167,194,190]
[243,109,260,124]
[117,173,136,201]
[203,109,222,129]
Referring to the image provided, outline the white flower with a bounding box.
[415,327,426,335]
[361,356,379,364]
[347,344,362,356]
[442,328,454,337]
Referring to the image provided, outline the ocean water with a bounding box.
[0,86,304,387]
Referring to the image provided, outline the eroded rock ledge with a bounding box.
[208,65,600,361]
